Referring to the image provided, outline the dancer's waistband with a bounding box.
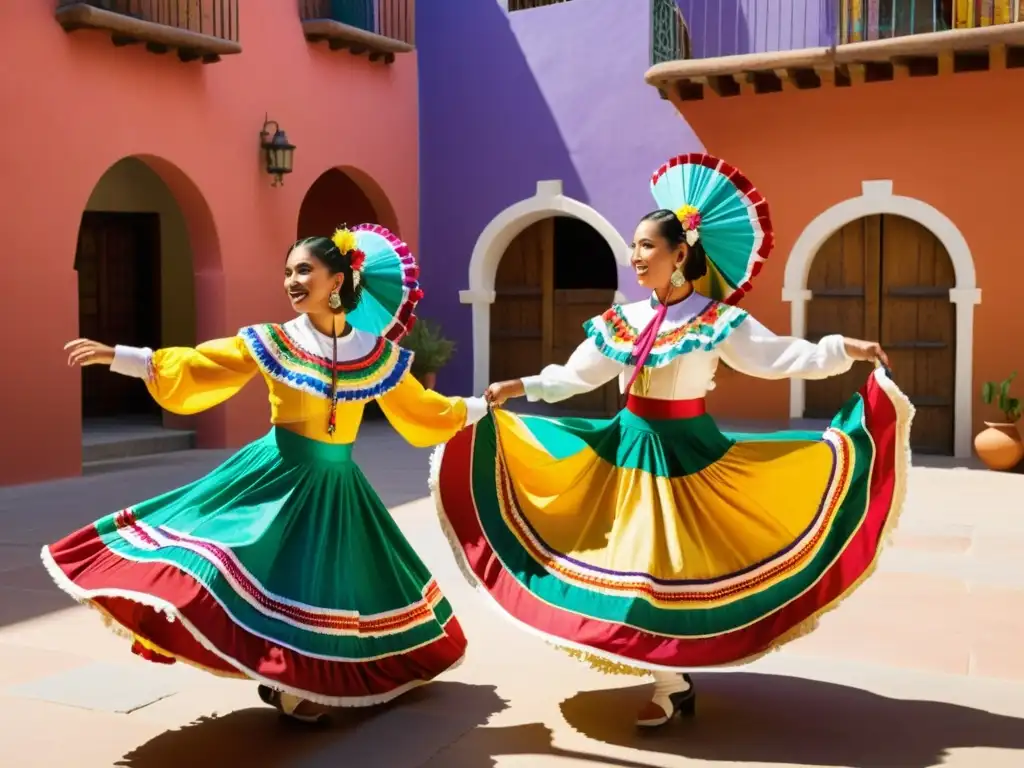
[270,426,354,463]
[625,395,706,420]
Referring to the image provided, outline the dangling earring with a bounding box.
[328,289,342,310]
[670,265,687,288]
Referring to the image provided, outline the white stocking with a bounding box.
[651,671,690,711]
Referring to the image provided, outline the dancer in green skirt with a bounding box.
[45,224,485,722]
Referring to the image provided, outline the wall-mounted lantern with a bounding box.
[260,115,295,187]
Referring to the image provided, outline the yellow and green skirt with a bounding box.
[431,368,913,673]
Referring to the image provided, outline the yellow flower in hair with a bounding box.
[331,227,358,255]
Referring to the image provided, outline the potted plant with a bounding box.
[400,318,456,390]
[974,371,1023,470]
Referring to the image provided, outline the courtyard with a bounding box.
[0,423,1022,767]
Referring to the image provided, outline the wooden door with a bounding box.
[805,215,955,454]
[490,218,619,417]
[553,288,618,414]
[879,216,956,454]
[76,212,162,419]
[490,219,550,386]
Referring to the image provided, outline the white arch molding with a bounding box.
[460,180,630,393]
[783,180,981,458]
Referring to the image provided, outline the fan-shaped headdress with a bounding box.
[330,224,423,341]
[624,154,774,393]
[650,152,774,305]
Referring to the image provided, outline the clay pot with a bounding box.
[420,371,437,390]
[974,422,1024,471]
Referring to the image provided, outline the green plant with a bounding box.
[400,318,456,376]
[981,371,1022,423]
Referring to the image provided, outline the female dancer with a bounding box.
[46,225,486,723]
[432,154,913,728]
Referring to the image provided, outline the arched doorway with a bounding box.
[297,168,385,238]
[76,158,196,440]
[490,216,619,415]
[805,214,956,454]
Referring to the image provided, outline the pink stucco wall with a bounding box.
[0,2,418,485]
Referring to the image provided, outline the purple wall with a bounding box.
[677,0,836,58]
[418,0,702,394]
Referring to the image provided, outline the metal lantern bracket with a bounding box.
[260,114,296,187]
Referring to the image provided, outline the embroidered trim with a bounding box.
[240,324,412,401]
[107,512,446,638]
[583,300,749,369]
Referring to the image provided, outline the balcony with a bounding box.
[506,0,575,11]
[299,0,415,63]
[55,1,240,64]
[646,0,1024,102]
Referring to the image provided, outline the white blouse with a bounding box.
[521,292,853,403]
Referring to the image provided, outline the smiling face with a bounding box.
[284,245,342,313]
[630,219,686,291]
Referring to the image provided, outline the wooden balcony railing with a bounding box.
[55,0,240,63]
[646,0,1024,101]
[299,0,414,63]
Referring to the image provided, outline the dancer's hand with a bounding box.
[484,380,525,407]
[65,339,115,368]
[843,338,889,368]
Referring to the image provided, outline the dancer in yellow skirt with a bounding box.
[431,154,914,727]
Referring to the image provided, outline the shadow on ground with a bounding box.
[560,673,1024,768]
[115,682,509,768]
[418,721,662,767]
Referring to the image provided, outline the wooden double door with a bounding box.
[490,218,620,416]
[805,214,955,454]
[76,211,162,419]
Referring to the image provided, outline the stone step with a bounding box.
[82,428,195,466]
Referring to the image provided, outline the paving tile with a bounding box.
[2,660,193,714]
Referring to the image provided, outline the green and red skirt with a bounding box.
[42,427,466,706]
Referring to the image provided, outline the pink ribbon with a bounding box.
[623,301,668,394]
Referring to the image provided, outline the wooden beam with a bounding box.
[55,4,241,58]
[848,62,866,84]
[990,43,1008,70]
[815,65,837,86]
[302,19,414,55]
[692,75,722,97]
[938,50,954,75]
[774,68,798,91]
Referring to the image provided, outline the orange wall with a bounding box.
[0,3,418,485]
[677,68,1024,434]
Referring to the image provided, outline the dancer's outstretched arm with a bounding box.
[65,337,259,414]
[486,336,624,407]
[376,371,487,448]
[718,315,886,381]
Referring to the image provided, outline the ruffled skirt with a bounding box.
[43,427,466,706]
[431,368,913,674]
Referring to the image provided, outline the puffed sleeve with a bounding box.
[110,336,259,415]
[376,372,488,448]
[520,336,625,403]
[718,315,853,380]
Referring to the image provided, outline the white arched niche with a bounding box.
[459,180,631,393]
[783,180,981,458]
